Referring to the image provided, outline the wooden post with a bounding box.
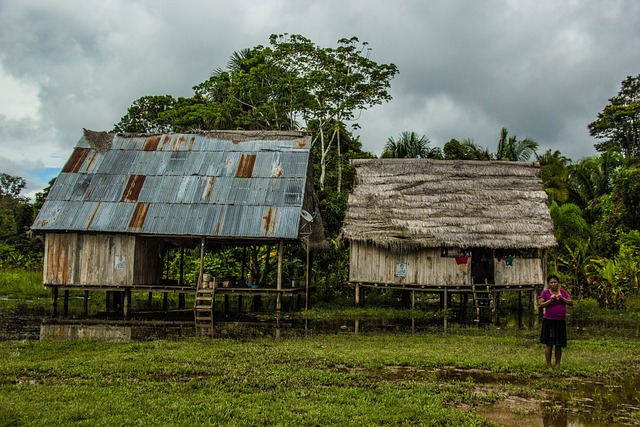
[178,293,185,310]
[179,247,185,285]
[518,291,523,328]
[124,288,131,319]
[148,292,153,309]
[305,236,310,311]
[276,239,284,312]
[83,290,89,317]
[52,286,59,317]
[63,290,70,317]
[163,293,168,311]
[443,288,448,331]
[355,282,360,306]
[198,238,205,289]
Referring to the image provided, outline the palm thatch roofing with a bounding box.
[341,159,556,251]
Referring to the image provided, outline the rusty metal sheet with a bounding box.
[61,147,91,173]
[128,202,150,229]
[120,175,146,202]
[33,132,312,239]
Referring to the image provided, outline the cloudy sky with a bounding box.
[1,0,639,199]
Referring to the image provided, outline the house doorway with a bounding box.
[471,249,494,285]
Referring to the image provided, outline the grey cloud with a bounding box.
[0,0,638,196]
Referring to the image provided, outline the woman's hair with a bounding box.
[546,274,560,284]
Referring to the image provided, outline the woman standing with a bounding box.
[539,274,573,369]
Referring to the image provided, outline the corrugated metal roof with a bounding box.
[33,131,313,240]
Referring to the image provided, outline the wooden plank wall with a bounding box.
[44,233,136,286]
[494,257,544,286]
[349,242,545,287]
[44,233,80,285]
[133,237,164,285]
[349,242,470,286]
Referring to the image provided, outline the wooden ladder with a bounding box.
[194,279,216,337]
[472,281,495,323]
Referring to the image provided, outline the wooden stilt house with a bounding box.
[32,129,325,320]
[340,159,556,320]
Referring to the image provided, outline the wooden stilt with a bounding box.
[518,291,523,328]
[276,239,283,312]
[124,288,131,319]
[52,286,59,317]
[443,288,448,331]
[83,290,89,317]
[105,291,111,312]
[63,290,70,317]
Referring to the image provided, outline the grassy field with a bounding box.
[2,269,640,425]
[1,333,639,426]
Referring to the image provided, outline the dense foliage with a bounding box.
[0,173,42,270]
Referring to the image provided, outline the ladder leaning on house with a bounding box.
[194,278,216,337]
[472,280,496,323]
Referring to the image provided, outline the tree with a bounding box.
[588,74,640,159]
[536,149,571,203]
[567,151,621,220]
[0,173,26,197]
[115,34,398,192]
[381,131,442,159]
[113,95,178,133]
[495,127,539,161]
[267,34,398,188]
[0,173,42,269]
[443,138,491,160]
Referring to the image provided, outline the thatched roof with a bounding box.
[341,159,556,251]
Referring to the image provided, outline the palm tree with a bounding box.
[495,127,539,161]
[443,138,491,160]
[536,149,571,203]
[381,131,443,159]
[567,151,622,216]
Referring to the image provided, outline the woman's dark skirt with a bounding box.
[540,318,567,347]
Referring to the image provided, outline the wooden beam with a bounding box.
[276,239,283,312]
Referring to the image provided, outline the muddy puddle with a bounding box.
[434,367,639,426]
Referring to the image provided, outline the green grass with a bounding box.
[0,269,47,299]
[1,334,639,426]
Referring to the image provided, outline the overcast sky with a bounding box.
[1,0,639,199]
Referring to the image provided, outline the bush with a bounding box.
[572,297,601,319]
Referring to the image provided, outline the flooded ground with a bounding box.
[1,299,639,426]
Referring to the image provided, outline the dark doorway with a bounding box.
[471,249,494,285]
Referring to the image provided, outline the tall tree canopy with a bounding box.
[589,74,640,159]
[114,34,398,190]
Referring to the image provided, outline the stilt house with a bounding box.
[32,129,324,316]
[340,159,556,307]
